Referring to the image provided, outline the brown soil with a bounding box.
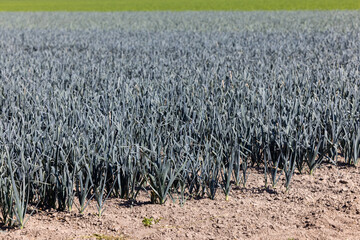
[1,163,360,240]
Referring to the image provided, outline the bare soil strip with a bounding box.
[1,163,359,240]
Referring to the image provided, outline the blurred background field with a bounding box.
[0,0,359,11]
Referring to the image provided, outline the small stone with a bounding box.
[339,180,348,184]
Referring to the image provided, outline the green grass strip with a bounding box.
[0,0,359,11]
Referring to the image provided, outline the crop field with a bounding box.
[0,0,359,11]
[0,11,360,238]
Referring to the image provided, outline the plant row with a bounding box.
[0,28,359,228]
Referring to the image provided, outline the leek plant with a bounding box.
[0,12,359,228]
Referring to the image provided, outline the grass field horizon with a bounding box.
[0,0,359,11]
